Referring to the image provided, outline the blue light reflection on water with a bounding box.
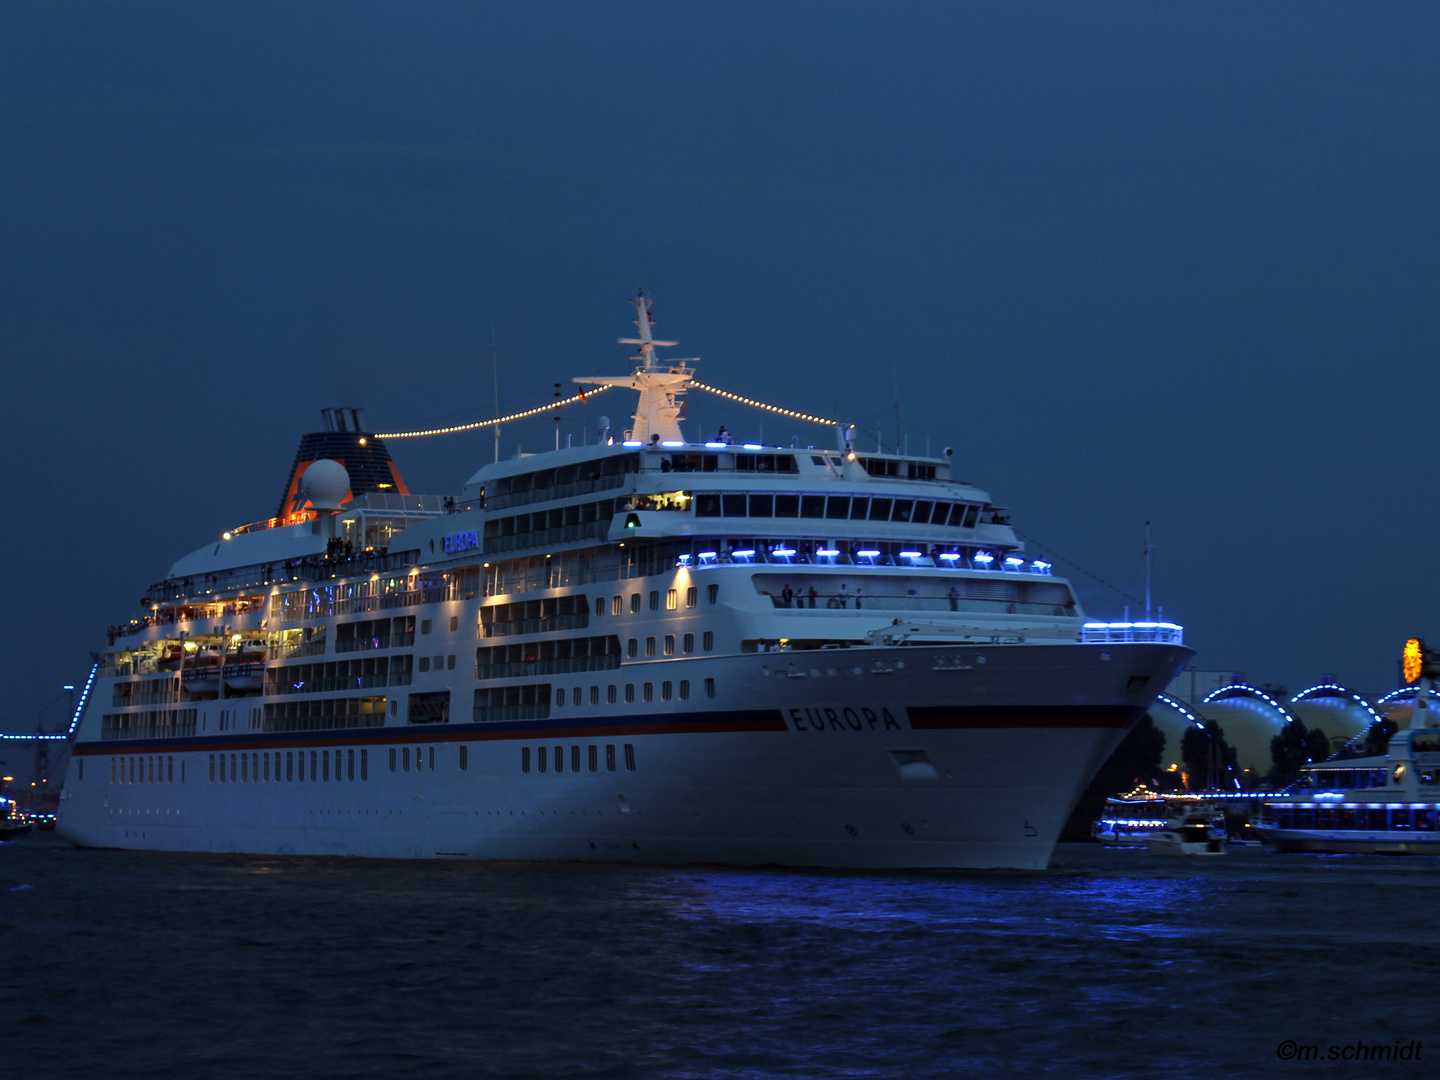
[4,843,1436,1080]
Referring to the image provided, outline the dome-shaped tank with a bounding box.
[1199,685,1295,776]
[298,459,351,511]
[1287,685,1379,752]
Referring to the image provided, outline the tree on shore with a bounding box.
[1267,718,1331,787]
[1181,720,1239,791]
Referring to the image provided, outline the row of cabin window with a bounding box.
[521,743,636,773]
[109,756,181,784]
[595,583,718,616]
[622,632,713,659]
[389,745,436,772]
[554,678,716,706]
[209,749,368,782]
[694,493,978,527]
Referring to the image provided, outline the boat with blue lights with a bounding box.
[1254,640,1440,854]
[55,292,1192,869]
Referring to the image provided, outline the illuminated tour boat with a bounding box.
[1254,639,1440,854]
[56,293,1192,869]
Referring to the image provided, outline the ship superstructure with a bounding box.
[57,294,1191,869]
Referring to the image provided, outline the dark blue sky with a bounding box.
[3,2,1437,728]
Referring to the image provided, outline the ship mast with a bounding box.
[575,288,694,444]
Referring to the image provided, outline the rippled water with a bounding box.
[2,837,1435,1078]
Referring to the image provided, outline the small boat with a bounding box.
[1144,813,1227,856]
[0,800,32,842]
[182,646,223,695]
[1092,787,1228,846]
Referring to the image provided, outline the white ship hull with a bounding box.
[59,642,1188,869]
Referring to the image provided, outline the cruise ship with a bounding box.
[56,294,1192,869]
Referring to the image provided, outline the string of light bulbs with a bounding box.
[376,386,616,439]
[376,379,836,440]
[688,382,836,426]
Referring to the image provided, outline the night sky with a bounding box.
[3,3,1437,731]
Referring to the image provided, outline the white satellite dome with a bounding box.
[299,459,350,511]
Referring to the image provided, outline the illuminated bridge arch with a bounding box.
[1288,683,1382,725]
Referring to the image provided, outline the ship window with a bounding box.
[704,678,716,698]
[556,687,566,706]
[571,745,580,773]
[459,746,468,771]
[649,590,659,611]
[109,758,114,784]
[419,657,431,672]
[707,584,719,605]
[590,686,599,705]
[869,498,893,521]
[646,637,656,657]
[433,655,443,669]
[683,633,694,654]
[421,620,432,635]
[664,635,675,656]
[849,496,870,519]
[322,751,329,781]
[624,744,637,771]
[606,744,616,771]
[891,499,913,522]
[686,587,697,608]
[168,756,174,783]
[287,751,294,781]
[263,753,270,782]
[311,751,318,781]
[403,747,410,772]
[389,747,396,772]
[240,754,247,783]
[349,748,356,780]
[148,756,155,783]
[913,500,936,524]
[666,589,678,610]
[774,494,799,517]
[680,679,690,700]
[826,496,850,519]
[522,747,531,773]
[594,596,604,617]
[231,754,238,783]
[626,638,636,658]
[643,683,654,702]
[722,494,747,516]
[447,655,456,670]
[361,748,368,780]
[208,754,214,782]
[801,495,825,519]
[625,684,636,703]
[588,745,598,772]
[539,746,549,773]
[391,700,398,717]
[703,631,714,651]
[963,505,980,528]
[449,615,459,632]
[662,680,673,701]
[630,593,640,613]
[428,747,435,771]
[695,493,721,517]
[748,494,773,517]
[607,685,617,704]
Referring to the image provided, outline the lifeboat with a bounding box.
[224,641,267,692]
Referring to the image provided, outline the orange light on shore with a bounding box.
[1403,638,1423,684]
